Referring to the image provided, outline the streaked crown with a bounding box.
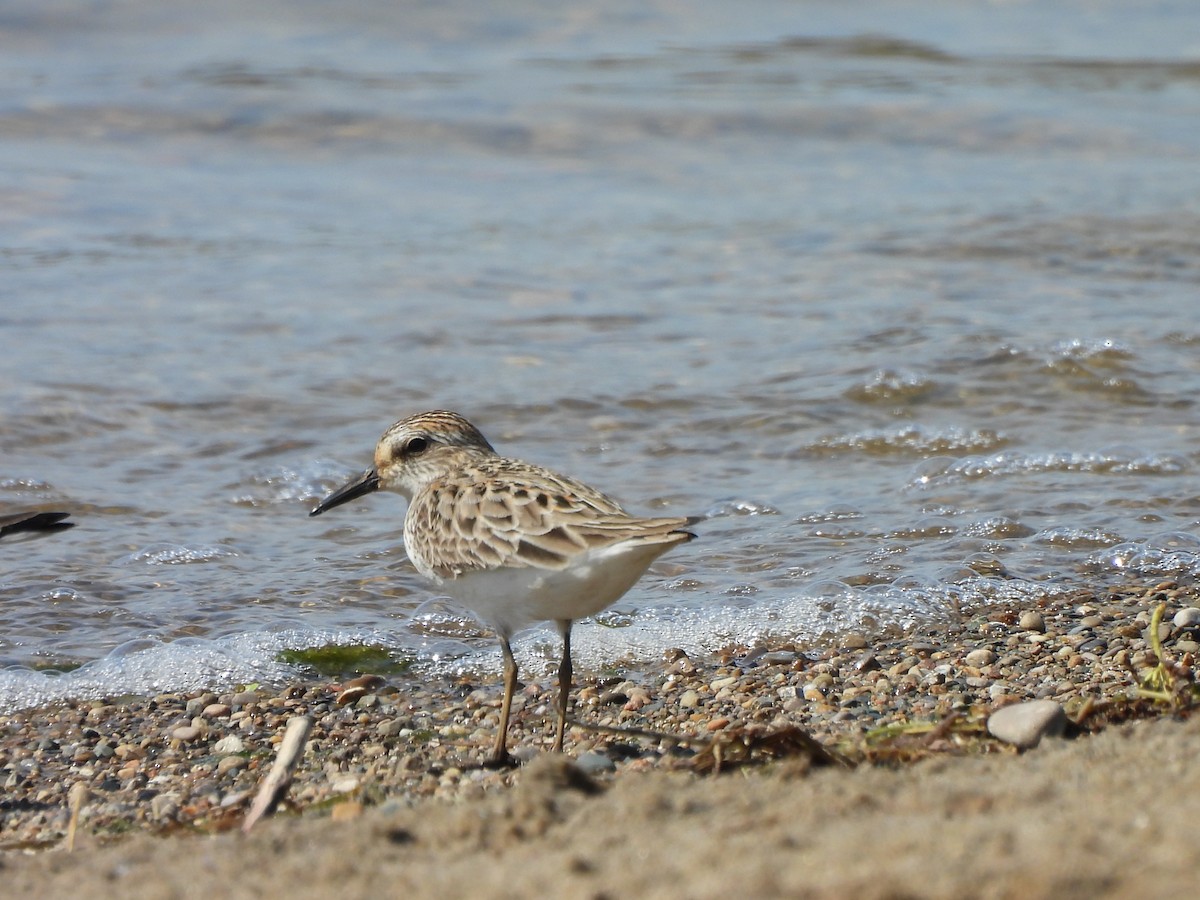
[374,410,496,497]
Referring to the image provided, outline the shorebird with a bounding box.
[0,511,73,541]
[311,410,695,764]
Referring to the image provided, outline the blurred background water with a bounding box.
[3,0,1200,710]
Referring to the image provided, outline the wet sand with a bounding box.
[3,577,1198,898]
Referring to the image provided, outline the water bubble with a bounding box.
[117,543,238,566]
[909,456,955,486]
[705,498,780,517]
[1148,531,1200,551]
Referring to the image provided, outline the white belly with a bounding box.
[424,540,673,639]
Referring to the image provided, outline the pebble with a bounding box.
[336,686,368,707]
[575,752,617,775]
[802,683,825,702]
[1018,611,1046,633]
[964,648,997,667]
[216,756,246,776]
[376,718,405,737]
[759,650,798,666]
[150,793,181,820]
[1173,607,1200,628]
[987,700,1068,750]
[213,735,245,755]
[855,651,880,672]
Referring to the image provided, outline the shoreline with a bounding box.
[2,575,1198,896]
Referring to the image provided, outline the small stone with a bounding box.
[842,633,868,650]
[336,686,367,707]
[1148,623,1172,643]
[1173,608,1200,628]
[171,725,201,742]
[150,792,181,820]
[574,752,616,775]
[220,790,251,809]
[216,756,246,776]
[597,688,628,706]
[855,651,880,672]
[965,648,997,667]
[116,763,140,781]
[376,718,405,737]
[331,776,360,794]
[342,674,386,691]
[1019,611,1046,633]
[213,735,245,755]
[760,650,798,666]
[679,690,701,709]
[987,700,1067,749]
[202,703,231,718]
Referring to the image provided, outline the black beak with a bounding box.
[310,467,380,516]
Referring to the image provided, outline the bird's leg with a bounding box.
[554,620,573,753]
[489,635,518,767]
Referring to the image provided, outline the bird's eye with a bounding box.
[404,436,429,455]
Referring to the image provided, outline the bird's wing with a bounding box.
[0,511,73,540]
[404,460,693,578]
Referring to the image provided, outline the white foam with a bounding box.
[909,448,1189,487]
[811,423,1007,456]
[230,458,356,506]
[437,575,1071,679]
[1085,531,1200,578]
[0,572,1090,712]
[115,543,240,566]
[0,627,387,714]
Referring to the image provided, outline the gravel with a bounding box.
[0,576,1194,849]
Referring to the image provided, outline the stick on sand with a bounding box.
[242,715,312,834]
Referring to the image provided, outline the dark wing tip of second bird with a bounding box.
[0,511,74,540]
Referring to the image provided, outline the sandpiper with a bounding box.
[311,410,695,764]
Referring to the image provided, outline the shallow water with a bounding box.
[3,0,1200,710]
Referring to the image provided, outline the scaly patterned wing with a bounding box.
[403,457,693,578]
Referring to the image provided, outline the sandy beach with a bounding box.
[3,576,1198,898]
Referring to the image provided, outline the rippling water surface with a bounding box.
[3,0,1200,710]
